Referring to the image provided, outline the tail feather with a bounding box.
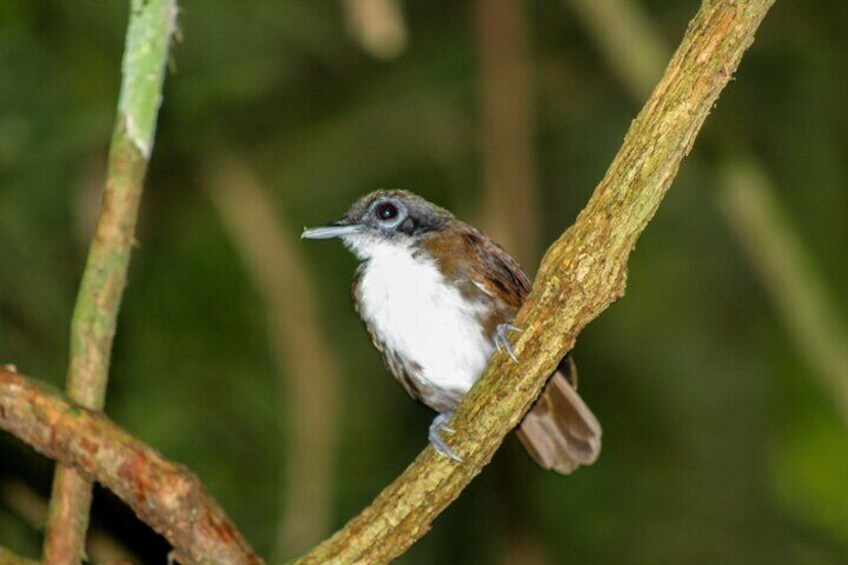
[516,356,601,474]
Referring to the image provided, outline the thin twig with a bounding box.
[206,157,341,558]
[295,1,776,562]
[564,0,848,425]
[43,2,178,563]
[0,369,262,565]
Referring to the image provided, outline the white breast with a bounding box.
[354,241,494,401]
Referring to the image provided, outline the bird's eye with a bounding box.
[375,202,399,222]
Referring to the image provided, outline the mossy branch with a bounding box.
[564,0,848,425]
[0,369,262,565]
[44,1,178,563]
[0,1,775,563]
[295,1,776,562]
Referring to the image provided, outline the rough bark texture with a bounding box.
[0,369,262,565]
[44,1,178,562]
[295,1,775,563]
[564,0,848,426]
[0,1,775,563]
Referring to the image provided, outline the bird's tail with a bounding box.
[516,355,602,474]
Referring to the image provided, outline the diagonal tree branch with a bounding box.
[0,368,262,565]
[563,0,848,425]
[44,1,178,563]
[0,2,776,563]
[295,1,776,562]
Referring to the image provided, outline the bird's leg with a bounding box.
[494,323,522,362]
[429,411,463,463]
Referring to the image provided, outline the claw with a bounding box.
[494,323,522,362]
[429,411,463,463]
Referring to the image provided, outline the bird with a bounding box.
[302,190,601,474]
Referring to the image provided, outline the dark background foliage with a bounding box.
[1,0,846,563]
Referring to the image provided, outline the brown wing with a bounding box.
[421,225,530,322]
[424,224,602,474]
[467,230,531,309]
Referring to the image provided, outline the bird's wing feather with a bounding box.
[466,230,531,309]
[422,225,530,315]
[424,227,601,474]
[361,221,601,474]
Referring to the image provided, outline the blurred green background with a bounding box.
[1,0,847,563]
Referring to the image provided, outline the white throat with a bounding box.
[348,236,495,407]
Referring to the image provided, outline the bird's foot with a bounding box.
[494,323,522,362]
[429,411,463,463]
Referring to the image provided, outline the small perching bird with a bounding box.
[302,190,601,473]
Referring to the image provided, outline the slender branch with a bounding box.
[206,157,341,558]
[0,369,262,565]
[295,1,775,562]
[564,0,848,425]
[44,1,177,562]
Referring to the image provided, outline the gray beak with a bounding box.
[301,220,363,240]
